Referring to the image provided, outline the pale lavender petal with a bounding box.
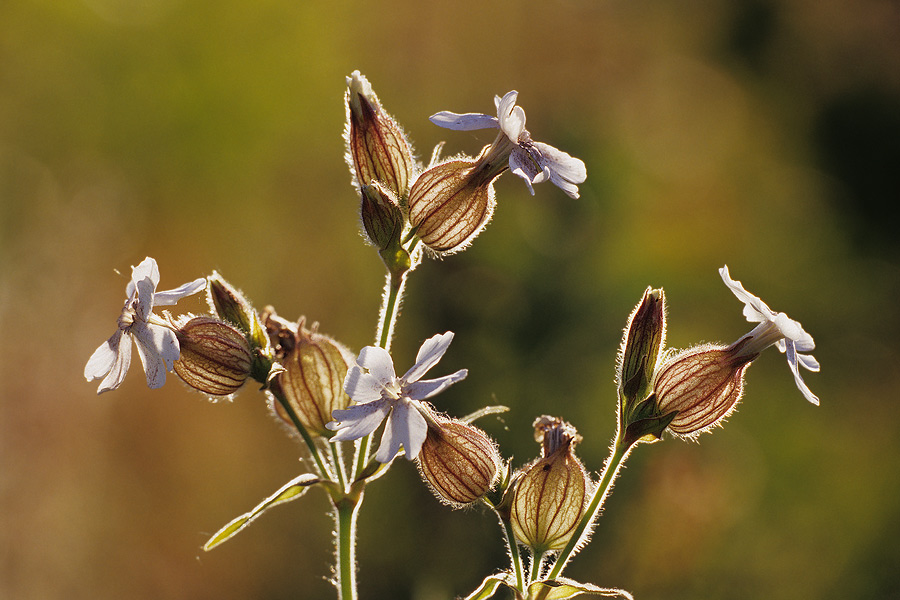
[153,277,207,306]
[785,342,820,405]
[134,276,156,322]
[430,111,499,131]
[509,148,541,195]
[85,330,131,394]
[402,332,455,383]
[126,257,160,299]
[376,400,428,462]
[328,399,391,441]
[356,345,396,385]
[532,142,587,184]
[798,353,820,372]
[343,366,387,404]
[719,266,775,323]
[496,91,525,141]
[404,369,468,401]
[132,322,179,388]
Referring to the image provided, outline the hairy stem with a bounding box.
[335,495,362,600]
[546,434,635,581]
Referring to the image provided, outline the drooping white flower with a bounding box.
[430,91,587,199]
[719,265,820,405]
[84,257,207,394]
[327,332,467,462]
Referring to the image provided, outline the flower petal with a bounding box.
[153,277,207,306]
[532,142,587,198]
[376,399,427,462]
[355,345,397,384]
[404,369,468,401]
[402,331,455,383]
[495,91,525,141]
[509,148,541,195]
[126,257,160,299]
[328,399,391,442]
[132,322,179,388]
[429,111,499,131]
[85,330,132,394]
[343,365,388,403]
[719,265,775,323]
[785,341,820,405]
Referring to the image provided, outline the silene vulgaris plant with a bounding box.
[85,71,820,600]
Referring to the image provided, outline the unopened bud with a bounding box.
[360,182,404,251]
[618,288,666,406]
[511,416,590,553]
[272,317,354,437]
[652,344,751,436]
[206,272,268,351]
[344,70,415,198]
[174,317,253,397]
[417,418,502,508]
[407,158,498,254]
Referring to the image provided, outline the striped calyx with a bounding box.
[174,316,252,397]
[417,418,501,508]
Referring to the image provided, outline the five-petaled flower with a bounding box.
[84,257,207,394]
[327,332,467,462]
[430,91,587,198]
[719,265,820,405]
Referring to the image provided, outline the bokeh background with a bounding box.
[2,0,899,598]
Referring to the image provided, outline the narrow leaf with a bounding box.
[203,473,320,551]
[463,572,519,600]
[527,577,634,600]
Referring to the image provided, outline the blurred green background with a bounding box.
[2,0,899,598]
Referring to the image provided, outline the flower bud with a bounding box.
[360,182,404,251]
[174,316,253,397]
[344,70,415,198]
[652,344,752,436]
[417,418,502,508]
[618,287,666,406]
[271,317,354,437]
[407,158,499,254]
[511,416,590,553]
[206,272,268,352]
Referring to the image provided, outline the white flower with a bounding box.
[719,265,820,405]
[430,91,587,199]
[84,257,207,394]
[327,332,467,462]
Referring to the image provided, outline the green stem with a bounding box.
[270,386,333,481]
[529,550,545,584]
[335,495,362,600]
[546,434,635,581]
[502,516,525,592]
[353,267,408,480]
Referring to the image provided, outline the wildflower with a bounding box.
[430,91,586,198]
[327,332,467,462]
[649,266,820,437]
[719,265,820,405]
[84,257,207,394]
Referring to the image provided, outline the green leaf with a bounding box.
[527,577,634,600]
[203,473,320,551]
[462,572,519,600]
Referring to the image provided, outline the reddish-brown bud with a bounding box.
[407,158,498,254]
[618,287,666,406]
[174,317,253,397]
[417,418,502,508]
[511,416,590,553]
[344,71,415,199]
[653,344,752,436]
